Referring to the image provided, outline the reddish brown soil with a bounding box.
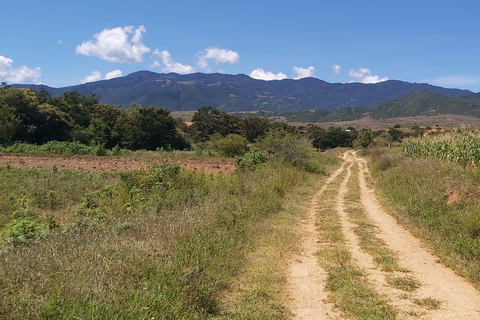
[0,154,236,174]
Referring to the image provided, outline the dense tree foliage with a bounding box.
[190,106,241,142]
[0,86,188,150]
[1,86,412,154]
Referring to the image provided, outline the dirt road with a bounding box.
[287,150,480,319]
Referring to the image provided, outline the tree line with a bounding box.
[0,85,406,153]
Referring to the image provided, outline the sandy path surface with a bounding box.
[286,150,480,319]
[286,162,346,319]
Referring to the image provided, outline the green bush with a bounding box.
[235,147,268,171]
[216,134,247,157]
[1,217,48,245]
[257,128,311,166]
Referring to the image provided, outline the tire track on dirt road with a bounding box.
[353,152,480,319]
[287,160,347,319]
[335,154,417,317]
[287,150,480,319]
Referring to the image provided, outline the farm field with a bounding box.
[1,144,480,319]
[0,153,236,174]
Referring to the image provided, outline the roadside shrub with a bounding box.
[235,147,268,171]
[296,159,326,174]
[368,147,400,172]
[257,128,310,166]
[216,134,247,157]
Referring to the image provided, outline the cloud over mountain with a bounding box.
[76,26,150,63]
[197,47,239,70]
[0,55,41,84]
[293,66,315,79]
[152,50,195,74]
[250,68,287,81]
[349,68,388,84]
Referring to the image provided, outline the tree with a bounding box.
[35,104,72,143]
[353,128,375,148]
[216,134,247,157]
[0,87,42,143]
[242,117,270,142]
[114,106,184,150]
[305,125,327,151]
[388,127,404,141]
[191,106,241,141]
[257,128,310,166]
[55,91,100,127]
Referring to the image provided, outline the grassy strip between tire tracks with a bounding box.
[316,163,397,319]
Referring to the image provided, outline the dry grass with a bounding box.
[370,150,480,290]
[0,147,337,318]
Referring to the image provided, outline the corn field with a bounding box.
[402,131,480,167]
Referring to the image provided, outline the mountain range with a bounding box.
[14,71,477,112]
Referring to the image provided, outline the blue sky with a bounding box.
[1,0,480,92]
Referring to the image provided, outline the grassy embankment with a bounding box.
[0,148,339,319]
[368,132,480,290]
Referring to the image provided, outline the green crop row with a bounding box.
[402,131,480,167]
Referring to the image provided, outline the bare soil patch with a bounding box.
[0,154,236,174]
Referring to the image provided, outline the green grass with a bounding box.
[0,152,321,318]
[386,275,421,292]
[0,141,128,156]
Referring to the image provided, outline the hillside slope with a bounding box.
[14,71,473,112]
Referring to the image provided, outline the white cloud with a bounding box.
[250,68,287,81]
[153,49,195,74]
[0,55,41,84]
[81,71,102,84]
[76,25,150,63]
[349,68,388,84]
[105,69,123,80]
[81,69,124,83]
[197,47,239,70]
[149,60,161,68]
[293,66,315,79]
[333,64,341,74]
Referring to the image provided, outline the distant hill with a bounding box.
[370,90,480,119]
[282,90,480,122]
[14,71,474,112]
